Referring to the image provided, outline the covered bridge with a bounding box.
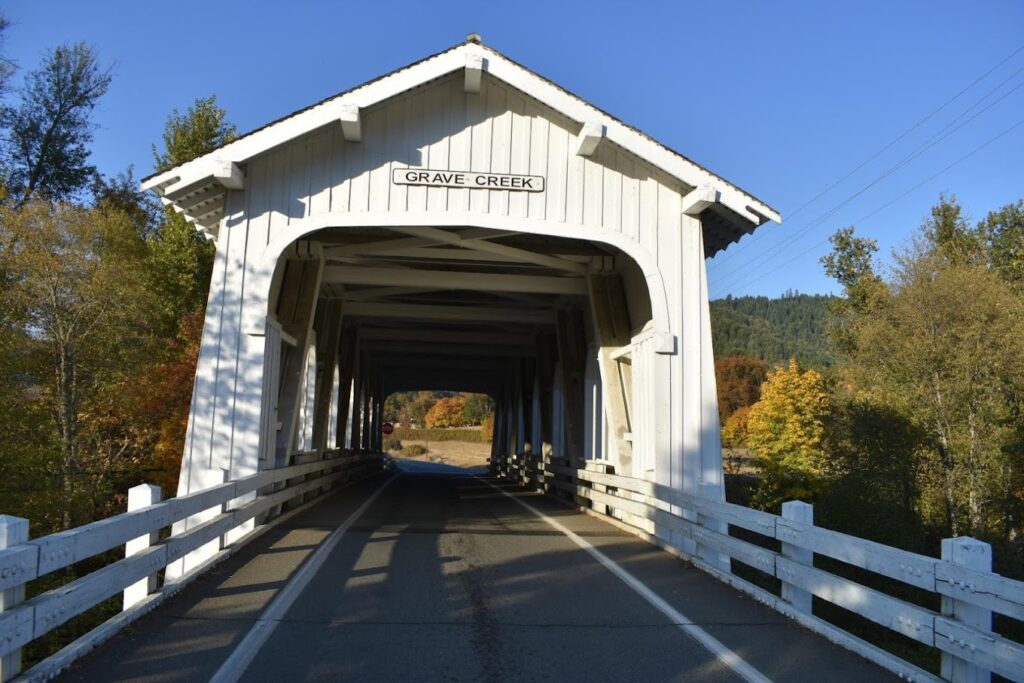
[141,36,779,574]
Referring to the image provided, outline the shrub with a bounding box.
[400,444,428,457]
[392,428,482,443]
[481,415,494,442]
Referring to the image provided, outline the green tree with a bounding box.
[0,12,16,98]
[1,43,112,203]
[0,200,158,528]
[408,394,437,426]
[147,96,235,332]
[979,199,1024,288]
[152,95,236,172]
[461,393,493,425]
[746,360,831,509]
[823,197,1024,560]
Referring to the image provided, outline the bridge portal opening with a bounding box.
[267,225,656,480]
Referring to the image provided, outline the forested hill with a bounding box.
[709,293,833,367]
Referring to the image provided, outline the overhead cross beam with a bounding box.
[343,301,555,325]
[392,226,588,274]
[323,265,586,295]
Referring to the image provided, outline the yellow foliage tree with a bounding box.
[424,397,468,429]
[480,415,495,442]
[746,360,830,509]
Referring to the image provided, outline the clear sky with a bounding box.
[4,1,1022,298]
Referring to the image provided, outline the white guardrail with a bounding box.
[0,450,383,682]
[495,453,1024,683]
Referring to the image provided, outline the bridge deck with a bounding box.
[59,462,894,682]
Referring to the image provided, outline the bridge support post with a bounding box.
[0,515,28,682]
[123,484,162,610]
[941,537,992,683]
[780,501,814,613]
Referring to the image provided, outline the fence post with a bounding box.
[123,484,162,610]
[941,537,992,683]
[781,500,813,613]
[0,516,28,683]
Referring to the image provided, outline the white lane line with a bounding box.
[210,475,398,683]
[482,478,771,683]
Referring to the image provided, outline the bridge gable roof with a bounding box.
[142,38,780,246]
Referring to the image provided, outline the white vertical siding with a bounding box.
[631,335,657,475]
[240,73,687,248]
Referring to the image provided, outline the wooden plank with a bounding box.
[31,545,168,641]
[343,301,555,325]
[32,504,172,576]
[555,308,587,464]
[775,517,937,592]
[653,481,778,537]
[936,559,1024,622]
[934,615,1024,682]
[526,101,549,221]
[0,605,33,660]
[311,301,343,452]
[165,513,237,565]
[588,274,633,463]
[323,265,586,295]
[166,482,237,522]
[0,545,37,593]
[776,556,936,645]
[0,516,29,678]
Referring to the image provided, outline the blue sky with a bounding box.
[4,1,1022,298]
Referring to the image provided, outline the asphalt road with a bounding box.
[60,461,896,682]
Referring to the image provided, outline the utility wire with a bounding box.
[725,116,1024,296]
[712,43,1024,269]
[711,70,1024,294]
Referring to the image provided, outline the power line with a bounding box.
[711,69,1024,294]
[724,116,1024,297]
[712,43,1024,269]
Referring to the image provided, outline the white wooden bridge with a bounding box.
[1,37,1022,682]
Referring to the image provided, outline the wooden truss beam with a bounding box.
[343,301,555,325]
[323,265,586,295]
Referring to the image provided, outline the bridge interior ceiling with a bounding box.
[273,223,650,464]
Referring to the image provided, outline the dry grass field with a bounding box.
[393,439,491,469]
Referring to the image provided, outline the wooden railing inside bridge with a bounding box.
[0,451,383,682]
[494,453,1024,683]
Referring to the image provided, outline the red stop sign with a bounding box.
[382,422,394,435]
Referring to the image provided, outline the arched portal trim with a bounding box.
[244,211,674,344]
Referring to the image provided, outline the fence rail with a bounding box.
[0,450,383,682]
[494,453,1024,683]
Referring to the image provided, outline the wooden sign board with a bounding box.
[392,168,545,192]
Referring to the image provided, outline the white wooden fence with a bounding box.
[495,454,1024,683]
[0,450,383,682]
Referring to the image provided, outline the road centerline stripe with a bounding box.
[480,477,771,683]
[210,474,398,683]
